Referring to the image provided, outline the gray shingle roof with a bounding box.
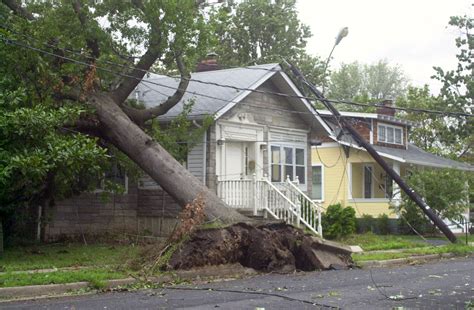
[134,63,280,120]
[373,143,473,171]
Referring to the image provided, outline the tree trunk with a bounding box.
[92,93,247,223]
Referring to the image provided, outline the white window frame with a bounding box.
[269,144,307,185]
[362,164,374,199]
[311,164,324,202]
[377,123,404,145]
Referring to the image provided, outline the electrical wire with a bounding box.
[1,33,472,119]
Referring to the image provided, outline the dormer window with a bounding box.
[378,123,403,145]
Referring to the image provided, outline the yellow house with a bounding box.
[310,106,473,221]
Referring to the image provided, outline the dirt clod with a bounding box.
[168,222,353,272]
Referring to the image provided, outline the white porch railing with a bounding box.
[281,176,324,236]
[217,174,323,236]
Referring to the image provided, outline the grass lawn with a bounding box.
[352,243,474,262]
[0,268,127,288]
[0,243,142,272]
[339,233,430,251]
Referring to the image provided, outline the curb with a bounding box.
[0,264,258,302]
[357,253,457,268]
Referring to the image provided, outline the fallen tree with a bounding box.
[1,0,246,223]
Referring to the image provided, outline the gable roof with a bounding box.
[134,63,332,134]
[135,63,280,121]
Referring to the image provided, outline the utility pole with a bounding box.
[286,62,458,243]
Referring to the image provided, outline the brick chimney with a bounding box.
[377,99,395,117]
[196,52,220,72]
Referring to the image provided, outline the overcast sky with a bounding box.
[296,0,472,93]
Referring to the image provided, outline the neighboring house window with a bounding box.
[97,162,128,193]
[363,165,373,198]
[311,165,323,200]
[270,145,306,184]
[377,123,403,145]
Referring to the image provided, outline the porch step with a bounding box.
[236,208,281,224]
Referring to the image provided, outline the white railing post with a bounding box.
[252,173,257,215]
[317,204,323,236]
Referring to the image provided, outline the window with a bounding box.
[387,127,394,143]
[96,162,128,193]
[363,165,373,198]
[270,145,306,184]
[312,165,323,200]
[378,125,386,142]
[271,146,281,182]
[377,123,404,145]
[394,128,402,144]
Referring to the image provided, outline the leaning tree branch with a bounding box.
[72,0,100,59]
[62,118,103,138]
[1,0,34,20]
[120,55,190,124]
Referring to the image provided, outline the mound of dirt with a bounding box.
[168,222,353,273]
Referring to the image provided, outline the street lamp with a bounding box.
[322,27,349,95]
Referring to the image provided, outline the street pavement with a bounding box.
[3,257,474,309]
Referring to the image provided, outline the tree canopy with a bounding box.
[327,60,408,107]
[208,0,327,86]
[0,0,247,240]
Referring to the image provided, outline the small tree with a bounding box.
[397,168,469,235]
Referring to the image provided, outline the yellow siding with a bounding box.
[346,201,397,218]
[312,145,394,218]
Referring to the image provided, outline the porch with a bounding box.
[346,161,402,218]
[217,175,324,236]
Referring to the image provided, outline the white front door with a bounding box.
[223,141,258,180]
[225,142,244,180]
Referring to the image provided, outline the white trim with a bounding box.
[312,142,340,149]
[317,110,379,119]
[348,198,390,203]
[279,72,333,135]
[347,162,353,199]
[311,164,324,201]
[214,66,279,119]
[331,138,406,163]
[362,164,374,199]
[269,144,307,189]
[370,119,374,144]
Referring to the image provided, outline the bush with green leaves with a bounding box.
[397,168,469,235]
[322,203,356,240]
[377,214,390,235]
[356,214,375,234]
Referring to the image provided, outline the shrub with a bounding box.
[322,204,356,239]
[357,214,375,233]
[377,214,390,235]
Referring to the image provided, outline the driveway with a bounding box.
[3,257,473,309]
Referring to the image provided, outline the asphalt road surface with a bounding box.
[3,257,474,309]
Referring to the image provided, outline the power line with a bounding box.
[1,32,472,119]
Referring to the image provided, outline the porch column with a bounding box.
[347,162,352,199]
[392,161,401,208]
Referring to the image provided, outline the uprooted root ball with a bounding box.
[168,222,353,273]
